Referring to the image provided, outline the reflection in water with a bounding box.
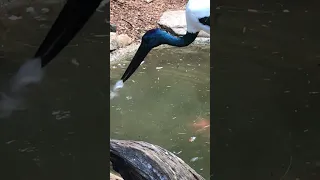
[0,2,109,179]
[110,46,210,179]
[0,58,43,118]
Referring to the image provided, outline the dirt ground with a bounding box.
[110,0,187,40]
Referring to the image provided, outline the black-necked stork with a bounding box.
[119,0,210,83]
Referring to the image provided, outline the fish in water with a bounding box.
[188,117,210,138]
[110,80,124,100]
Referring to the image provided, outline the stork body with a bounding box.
[186,0,210,34]
[120,0,210,82]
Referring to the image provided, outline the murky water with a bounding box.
[110,46,210,179]
[213,2,320,180]
[0,2,109,179]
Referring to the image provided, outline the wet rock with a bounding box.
[145,0,153,3]
[158,10,210,38]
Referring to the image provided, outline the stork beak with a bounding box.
[121,45,151,82]
[35,0,103,67]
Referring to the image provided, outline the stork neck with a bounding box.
[164,32,199,47]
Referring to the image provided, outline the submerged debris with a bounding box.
[26,7,35,13]
[52,110,71,120]
[126,96,132,100]
[71,58,79,66]
[189,136,196,142]
[190,157,199,162]
[41,8,50,13]
[8,15,22,20]
[6,140,16,144]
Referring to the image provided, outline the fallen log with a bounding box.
[110,139,205,180]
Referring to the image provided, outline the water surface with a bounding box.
[110,46,210,179]
[0,2,109,179]
[213,2,320,179]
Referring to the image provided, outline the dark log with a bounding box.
[110,139,205,180]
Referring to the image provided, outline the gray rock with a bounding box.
[158,10,210,38]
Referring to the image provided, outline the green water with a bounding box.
[213,2,320,179]
[110,46,210,179]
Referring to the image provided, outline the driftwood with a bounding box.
[110,139,205,180]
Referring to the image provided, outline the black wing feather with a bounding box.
[198,16,210,27]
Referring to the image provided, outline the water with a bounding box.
[110,46,210,179]
[110,80,123,99]
[0,2,109,179]
[213,2,320,179]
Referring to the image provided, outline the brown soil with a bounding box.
[110,0,186,40]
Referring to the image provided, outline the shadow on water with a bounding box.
[110,46,210,179]
[213,1,320,179]
[0,1,109,180]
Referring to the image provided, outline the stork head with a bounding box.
[120,28,167,82]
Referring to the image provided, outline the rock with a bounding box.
[110,33,133,51]
[158,10,210,38]
[110,32,118,51]
[145,0,153,3]
[116,34,133,48]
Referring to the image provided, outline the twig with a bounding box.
[281,155,292,179]
[121,19,134,28]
